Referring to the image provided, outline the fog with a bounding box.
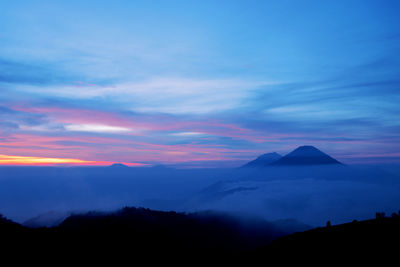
[0,164,399,227]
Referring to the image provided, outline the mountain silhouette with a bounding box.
[23,211,71,228]
[0,207,290,260]
[2,209,399,262]
[272,146,341,165]
[241,152,282,168]
[109,163,129,168]
[253,213,400,260]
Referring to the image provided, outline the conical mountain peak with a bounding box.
[272,146,341,165]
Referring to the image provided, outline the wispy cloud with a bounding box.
[170,131,205,137]
[0,154,144,166]
[64,124,131,133]
[12,77,273,114]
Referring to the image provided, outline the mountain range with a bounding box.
[242,145,342,168]
[241,152,282,168]
[1,207,399,262]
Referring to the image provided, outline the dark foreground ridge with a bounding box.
[1,208,400,262]
[252,212,400,260]
[0,207,287,261]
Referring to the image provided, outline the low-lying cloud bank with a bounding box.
[0,164,399,226]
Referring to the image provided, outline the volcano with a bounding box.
[241,152,282,168]
[272,146,342,165]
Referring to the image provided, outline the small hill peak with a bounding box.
[109,163,129,168]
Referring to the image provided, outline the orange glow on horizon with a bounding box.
[0,154,145,166]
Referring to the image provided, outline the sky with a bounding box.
[0,0,400,166]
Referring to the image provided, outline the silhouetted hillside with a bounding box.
[0,207,289,261]
[252,213,400,259]
[23,210,71,228]
[2,209,400,263]
[0,214,21,229]
[61,207,290,252]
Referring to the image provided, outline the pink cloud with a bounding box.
[0,130,263,164]
[11,104,285,144]
[0,153,145,166]
[10,103,394,165]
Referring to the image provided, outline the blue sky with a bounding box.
[0,0,400,166]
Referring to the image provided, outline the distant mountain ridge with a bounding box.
[23,211,71,228]
[242,146,341,167]
[241,152,282,168]
[109,163,129,168]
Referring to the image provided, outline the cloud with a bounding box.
[170,132,206,137]
[0,154,145,166]
[0,122,19,130]
[249,57,400,132]
[0,57,81,86]
[64,124,131,134]
[266,106,310,114]
[0,105,48,132]
[13,77,273,115]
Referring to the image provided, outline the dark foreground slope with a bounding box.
[2,208,400,263]
[56,207,286,252]
[0,207,286,262]
[252,214,400,260]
